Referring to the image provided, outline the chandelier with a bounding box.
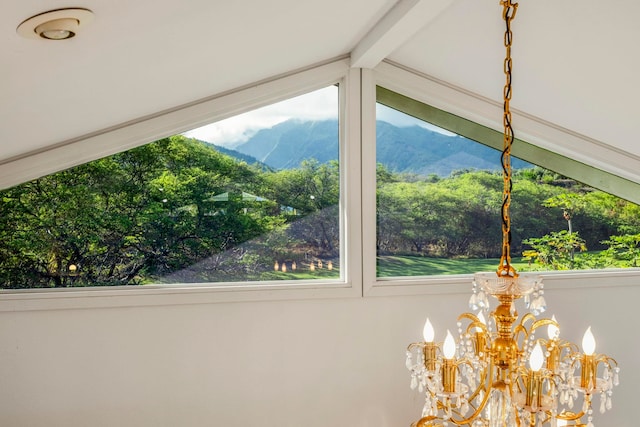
[405,2,619,427]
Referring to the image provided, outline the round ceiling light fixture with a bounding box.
[17,8,94,40]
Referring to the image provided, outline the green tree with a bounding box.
[265,159,340,257]
[522,230,587,270]
[0,136,275,288]
[543,193,585,235]
[598,234,640,268]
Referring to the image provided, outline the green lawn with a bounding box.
[173,251,617,283]
[260,267,341,281]
[377,255,532,277]
[259,255,533,280]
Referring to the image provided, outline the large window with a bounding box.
[0,86,343,289]
[375,102,640,278]
[1,61,639,300]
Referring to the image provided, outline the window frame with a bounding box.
[0,58,364,311]
[362,62,640,297]
[1,58,639,311]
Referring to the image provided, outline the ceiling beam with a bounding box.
[350,0,455,69]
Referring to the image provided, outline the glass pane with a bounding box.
[375,103,640,277]
[0,86,341,289]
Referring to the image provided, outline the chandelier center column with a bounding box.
[491,295,518,370]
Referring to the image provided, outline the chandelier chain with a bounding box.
[498,0,518,277]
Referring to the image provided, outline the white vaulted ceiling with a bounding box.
[3,0,640,182]
[2,0,394,161]
[389,0,640,162]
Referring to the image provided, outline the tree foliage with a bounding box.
[1,139,639,289]
[522,231,587,270]
[376,165,640,267]
[1,137,299,287]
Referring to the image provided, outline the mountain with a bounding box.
[209,144,271,170]
[233,119,338,169]
[232,118,530,176]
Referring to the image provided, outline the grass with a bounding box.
[260,268,341,281]
[260,255,532,280]
[150,252,616,284]
[377,255,532,277]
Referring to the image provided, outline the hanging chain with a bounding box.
[498,0,518,278]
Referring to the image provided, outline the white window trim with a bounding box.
[373,61,640,186]
[0,58,352,190]
[1,59,639,311]
[0,59,364,311]
[362,61,640,297]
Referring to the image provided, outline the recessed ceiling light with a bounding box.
[17,8,94,40]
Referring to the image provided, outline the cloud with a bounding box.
[184,85,339,147]
[184,85,456,147]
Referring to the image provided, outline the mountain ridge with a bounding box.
[212,118,530,176]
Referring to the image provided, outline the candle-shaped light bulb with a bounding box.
[582,326,596,356]
[423,318,434,343]
[529,342,544,372]
[443,330,456,359]
[422,318,437,371]
[547,315,559,340]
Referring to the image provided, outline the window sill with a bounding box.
[364,268,640,297]
[0,279,358,312]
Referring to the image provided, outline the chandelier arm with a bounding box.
[567,350,618,368]
[529,318,558,333]
[454,359,491,413]
[412,415,442,427]
[430,356,486,418]
[598,354,619,367]
[443,362,496,426]
[465,322,489,336]
[458,313,480,322]
[518,312,536,327]
[515,318,559,346]
[432,386,488,424]
[513,324,528,344]
[458,312,482,323]
[458,313,490,335]
[558,340,579,353]
[466,370,489,410]
[513,313,534,347]
[557,410,587,423]
[513,314,559,348]
[458,312,488,328]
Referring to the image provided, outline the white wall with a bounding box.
[0,282,636,427]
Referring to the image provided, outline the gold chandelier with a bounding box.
[405,2,619,427]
